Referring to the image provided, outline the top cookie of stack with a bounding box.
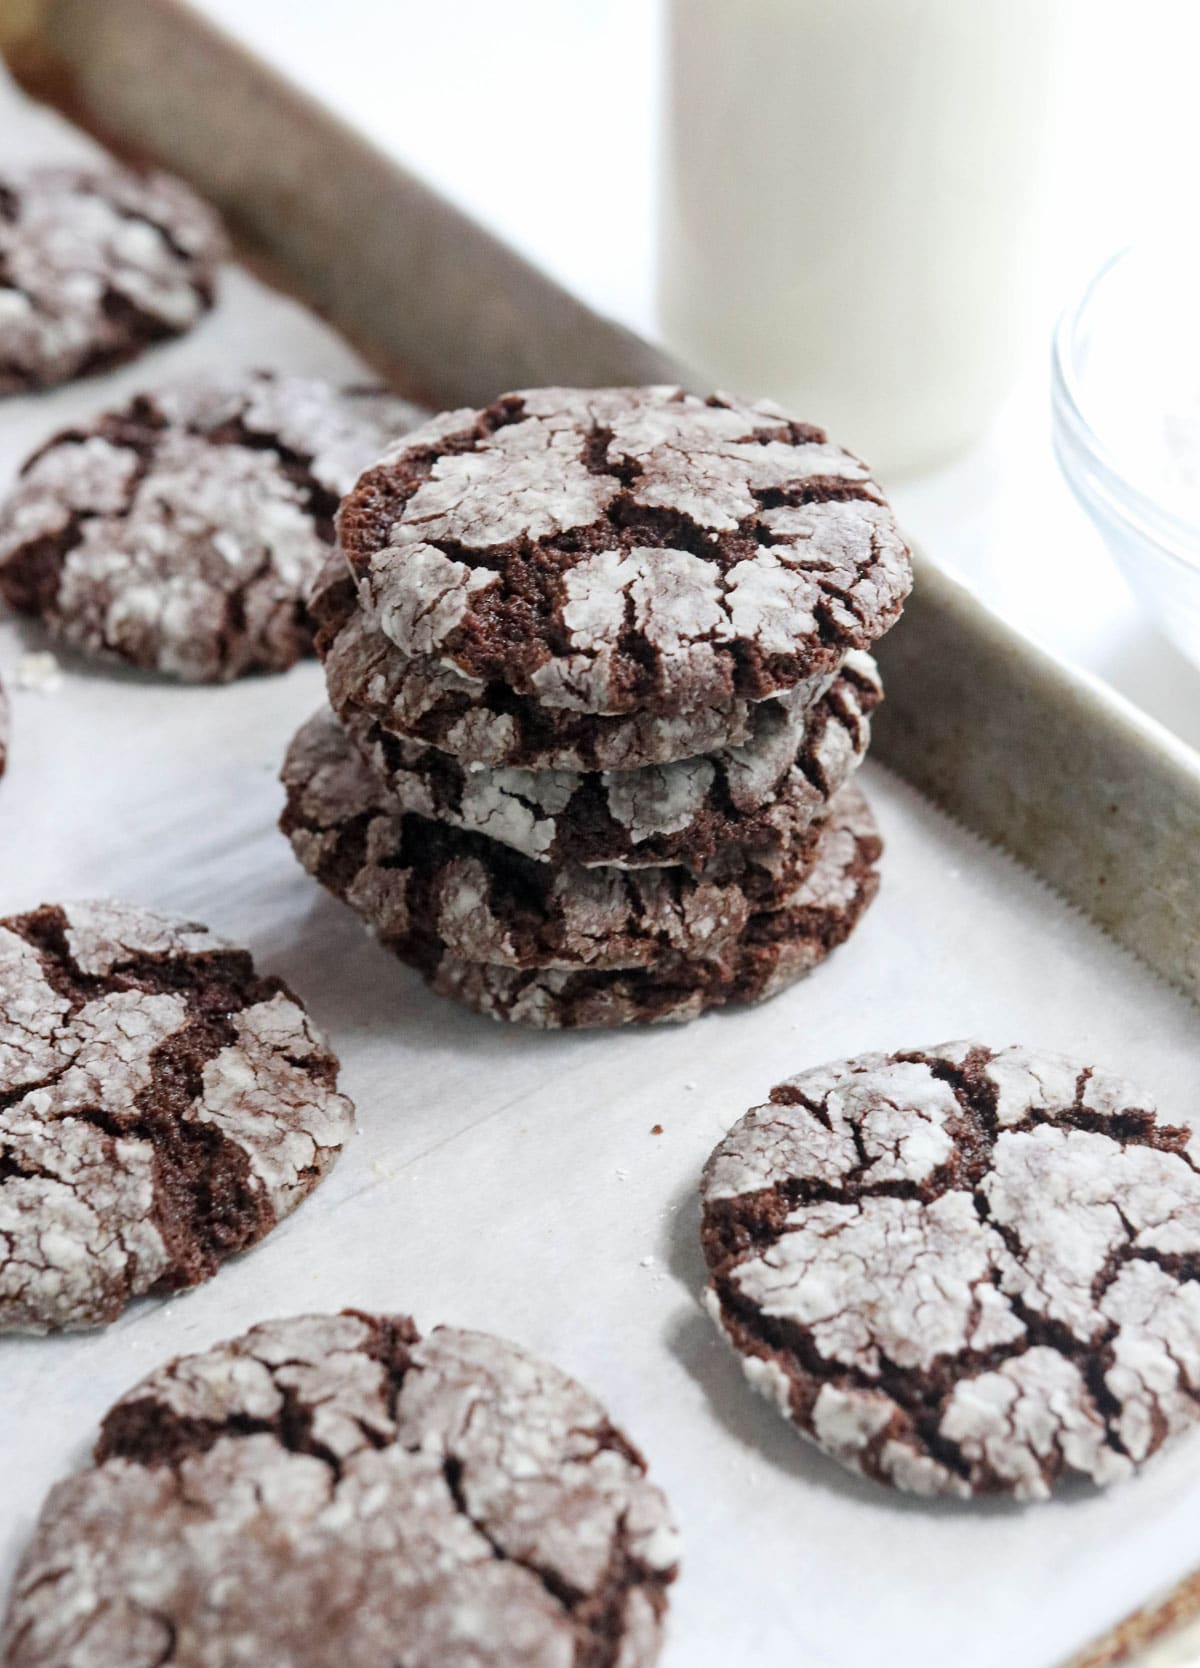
[286,385,913,1027]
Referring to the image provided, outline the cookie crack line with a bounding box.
[433,1404,662,1668]
[98,1315,418,1476]
[709,1251,1141,1494]
[700,1042,1200,1498]
[75,172,204,271]
[710,1274,980,1486]
[374,499,890,687]
[439,1452,583,1611]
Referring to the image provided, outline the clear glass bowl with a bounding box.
[1052,244,1200,668]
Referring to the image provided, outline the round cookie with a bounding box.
[2,1310,680,1668]
[0,163,224,393]
[433,787,880,1027]
[701,1043,1200,1501]
[288,772,880,1028]
[0,373,426,681]
[0,900,354,1332]
[337,386,911,718]
[345,651,881,872]
[313,555,842,772]
[281,709,821,973]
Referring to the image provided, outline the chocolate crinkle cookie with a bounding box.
[0,900,353,1332]
[334,385,911,725]
[294,385,902,1027]
[701,1043,1200,1500]
[312,548,843,774]
[281,704,881,1027]
[429,788,881,1028]
[342,650,881,873]
[0,163,225,393]
[281,709,823,972]
[0,372,426,680]
[1,1310,681,1668]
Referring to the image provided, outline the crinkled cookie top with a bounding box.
[0,900,353,1332]
[702,1042,1200,1500]
[2,1310,680,1668]
[338,386,912,718]
[0,163,225,393]
[0,373,425,680]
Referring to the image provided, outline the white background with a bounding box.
[196,0,1200,755]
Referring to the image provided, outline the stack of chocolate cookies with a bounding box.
[280,386,913,1028]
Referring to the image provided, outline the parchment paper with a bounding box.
[1,66,1198,1668]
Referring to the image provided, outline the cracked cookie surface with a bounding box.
[701,1043,1200,1500]
[313,553,841,771]
[343,651,880,873]
[281,709,821,972]
[0,900,353,1332]
[288,780,879,1028]
[432,787,879,1028]
[0,164,224,393]
[0,373,425,680]
[1,1309,680,1668]
[334,385,911,720]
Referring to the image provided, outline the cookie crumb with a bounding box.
[15,651,62,693]
[650,1124,664,1136]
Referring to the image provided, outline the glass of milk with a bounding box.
[658,0,1066,477]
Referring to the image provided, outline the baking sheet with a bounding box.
[1,64,1199,1668]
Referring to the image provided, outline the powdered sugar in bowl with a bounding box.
[1053,244,1200,669]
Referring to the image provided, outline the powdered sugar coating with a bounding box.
[0,668,7,779]
[0,373,425,680]
[701,1043,1200,1499]
[0,164,224,392]
[337,386,911,718]
[313,555,842,771]
[2,1310,679,1668]
[415,788,881,1029]
[281,710,820,973]
[344,651,880,872]
[0,901,353,1332]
